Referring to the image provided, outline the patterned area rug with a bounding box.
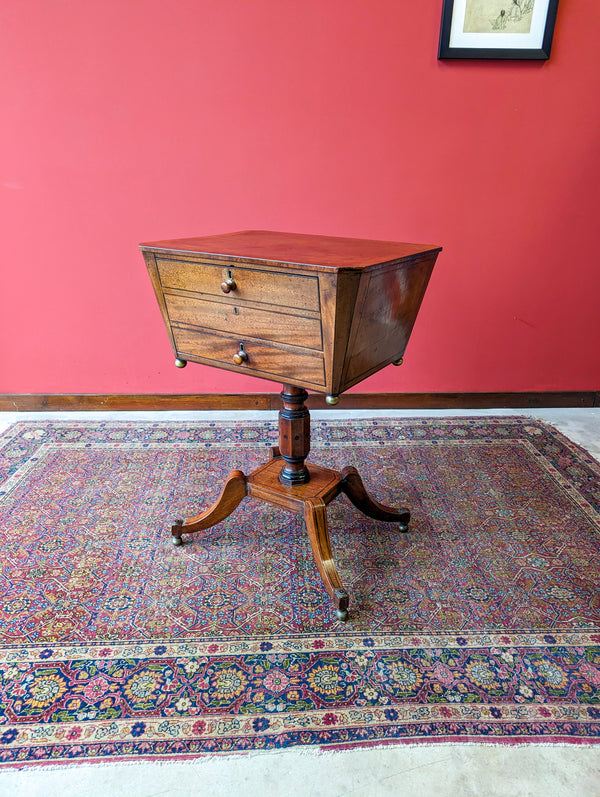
[0,417,599,766]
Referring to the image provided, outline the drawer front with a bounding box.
[165,293,322,351]
[173,327,326,386]
[156,258,320,311]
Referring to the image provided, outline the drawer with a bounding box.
[156,258,320,312]
[165,293,322,351]
[172,327,326,386]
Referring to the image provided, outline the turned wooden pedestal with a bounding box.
[171,385,409,621]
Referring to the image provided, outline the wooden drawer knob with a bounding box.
[221,278,237,293]
[233,343,248,365]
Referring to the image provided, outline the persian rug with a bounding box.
[0,416,599,767]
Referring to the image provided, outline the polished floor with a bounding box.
[0,407,598,797]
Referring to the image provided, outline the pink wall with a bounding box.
[1,0,599,395]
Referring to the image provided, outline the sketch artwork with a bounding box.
[463,0,536,33]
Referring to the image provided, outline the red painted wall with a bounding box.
[1,0,599,395]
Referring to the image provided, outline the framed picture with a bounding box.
[438,0,559,60]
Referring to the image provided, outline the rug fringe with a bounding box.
[2,738,599,773]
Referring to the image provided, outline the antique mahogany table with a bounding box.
[141,230,441,620]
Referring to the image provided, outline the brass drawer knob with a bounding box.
[233,343,248,365]
[221,277,237,293]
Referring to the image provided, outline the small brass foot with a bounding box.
[172,518,184,545]
[335,588,349,622]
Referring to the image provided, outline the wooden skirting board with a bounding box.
[0,392,598,411]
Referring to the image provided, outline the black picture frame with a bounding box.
[438,0,559,60]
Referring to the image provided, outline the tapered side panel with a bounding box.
[340,253,439,393]
[142,251,178,358]
[318,269,363,395]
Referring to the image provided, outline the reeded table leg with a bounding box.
[171,469,247,545]
[340,466,410,532]
[303,498,350,622]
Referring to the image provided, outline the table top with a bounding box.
[139,230,441,271]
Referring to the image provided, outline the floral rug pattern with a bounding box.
[0,417,598,765]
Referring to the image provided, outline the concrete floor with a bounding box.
[0,407,598,797]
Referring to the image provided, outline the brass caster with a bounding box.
[325,395,339,406]
[172,519,184,545]
[175,359,187,368]
[392,357,403,366]
[334,588,349,621]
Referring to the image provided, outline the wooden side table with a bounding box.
[141,230,441,620]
